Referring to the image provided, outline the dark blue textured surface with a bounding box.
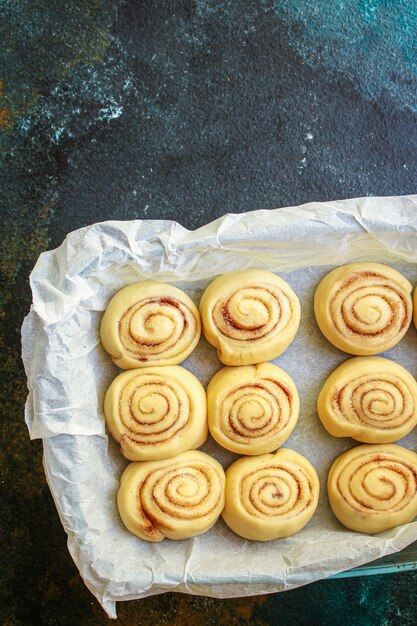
[277,0,417,111]
[1,1,417,624]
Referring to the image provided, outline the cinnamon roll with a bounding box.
[100,282,201,368]
[222,448,319,541]
[104,366,208,461]
[318,357,417,443]
[199,270,300,366]
[328,444,417,534]
[314,263,412,355]
[207,363,299,454]
[117,450,226,541]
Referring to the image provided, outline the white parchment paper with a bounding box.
[22,195,417,618]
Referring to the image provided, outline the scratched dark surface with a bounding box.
[1,1,417,624]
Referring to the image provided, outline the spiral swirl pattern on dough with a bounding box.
[100,282,200,368]
[222,449,319,541]
[117,451,226,541]
[328,444,417,534]
[318,357,417,443]
[104,366,208,461]
[314,264,412,355]
[200,270,300,365]
[207,363,299,454]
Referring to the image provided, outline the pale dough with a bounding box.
[328,444,417,534]
[117,450,226,541]
[104,366,208,461]
[207,362,299,455]
[222,448,319,541]
[318,356,417,444]
[199,270,301,366]
[100,281,201,368]
[314,263,412,355]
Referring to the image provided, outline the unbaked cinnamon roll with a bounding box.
[100,282,201,368]
[222,448,319,541]
[104,366,208,461]
[318,357,417,443]
[328,444,417,534]
[199,270,300,365]
[117,450,226,541]
[314,263,412,355]
[207,363,299,454]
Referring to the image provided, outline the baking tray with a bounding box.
[333,545,417,578]
[22,195,417,617]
